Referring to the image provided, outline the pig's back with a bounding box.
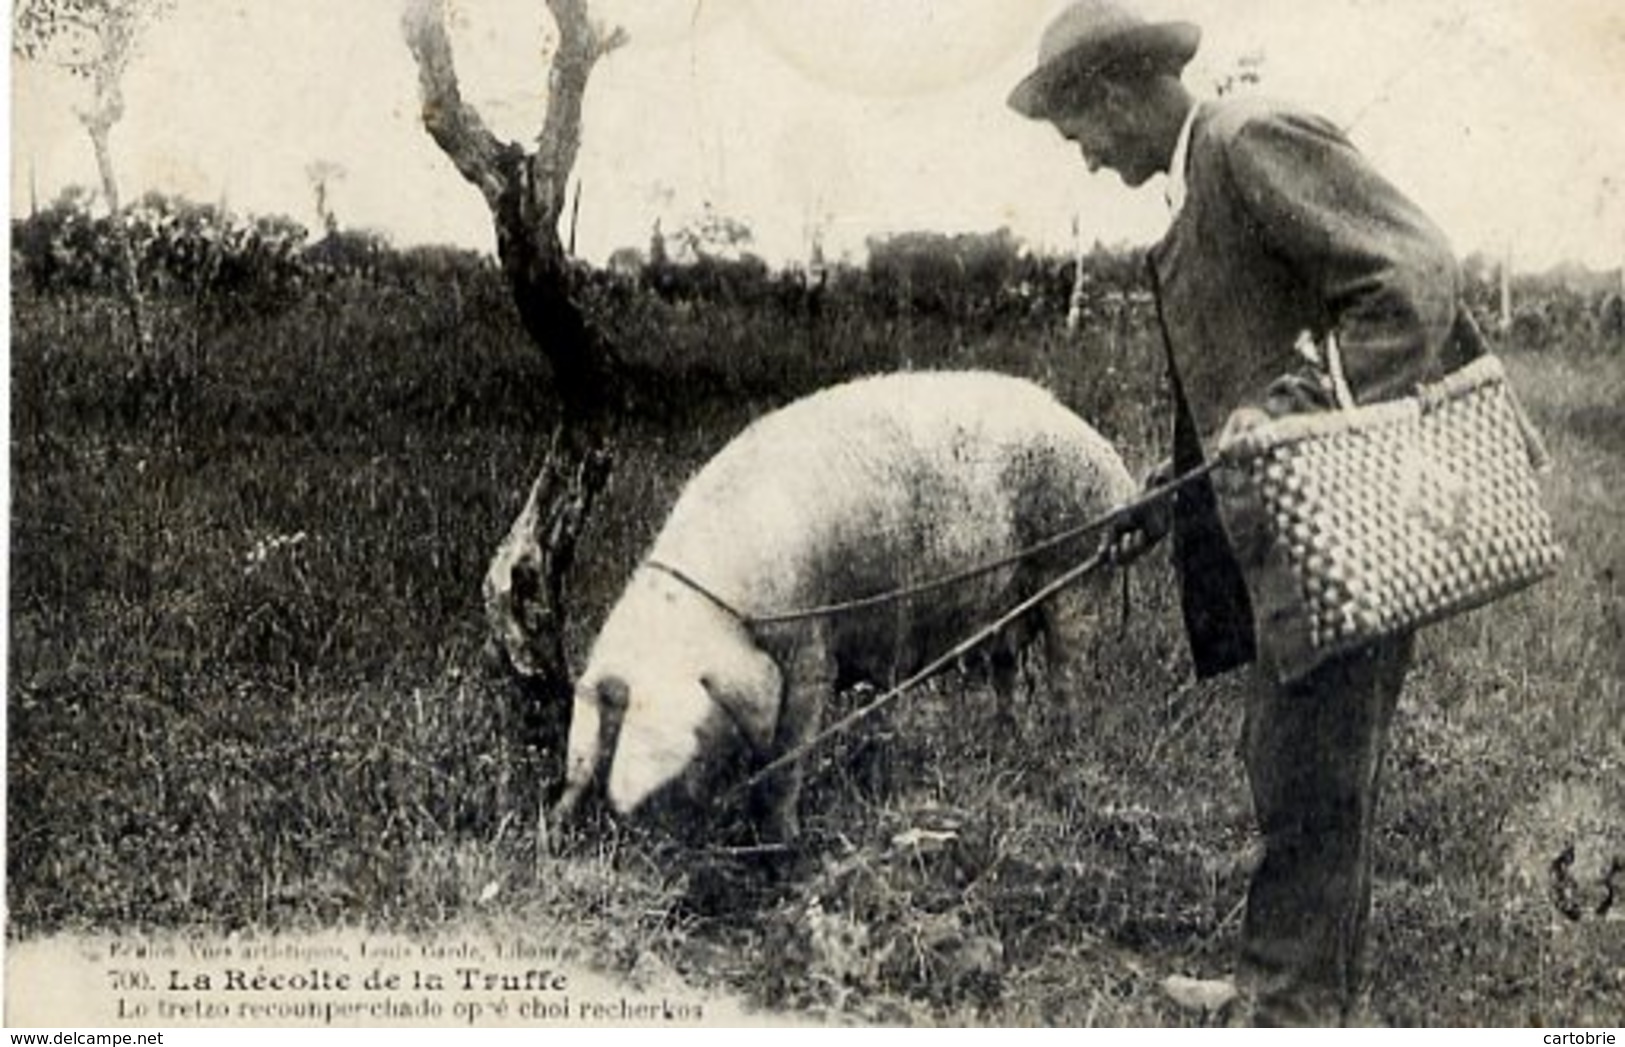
[650,371,1134,630]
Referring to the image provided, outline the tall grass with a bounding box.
[8,282,1620,1024]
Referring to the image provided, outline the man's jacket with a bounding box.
[1147,95,1479,678]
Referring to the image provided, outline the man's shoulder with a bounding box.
[1195,94,1342,151]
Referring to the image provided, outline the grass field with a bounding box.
[7,281,1622,1025]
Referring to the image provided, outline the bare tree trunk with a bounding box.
[403,0,626,727]
[1066,214,1086,334]
[1500,239,1513,335]
[82,86,152,356]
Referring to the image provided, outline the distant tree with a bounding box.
[13,0,175,354]
[304,227,391,284]
[1600,292,1625,343]
[649,207,770,304]
[647,219,669,270]
[11,185,111,293]
[11,185,313,310]
[305,160,347,238]
[954,227,1021,316]
[864,228,1024,319]
[645,218,678,298]
[867,231,962,314]
[671,204,754,264]
[1213,49,1265,97]
[606,246,644,278]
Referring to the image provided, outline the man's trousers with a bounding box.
[1238,633,1415,1025]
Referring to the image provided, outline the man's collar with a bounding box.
[1164,101,1201,216]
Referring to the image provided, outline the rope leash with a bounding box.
[710,457,1221,805]
[724,545,1114,804]
[649,459,1218,629]
[642,560,748,621]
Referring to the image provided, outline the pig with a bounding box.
[547,370,1137,840]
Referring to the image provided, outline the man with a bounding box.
[1008,0,1481,1026]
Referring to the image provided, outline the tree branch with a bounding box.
[533,0,625,227]
[401,0,514,211]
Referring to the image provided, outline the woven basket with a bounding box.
[1218,354,1561,675]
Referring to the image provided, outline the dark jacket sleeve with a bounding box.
[1220,110,1459,404]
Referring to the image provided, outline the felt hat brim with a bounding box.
[1008,21,1200,119]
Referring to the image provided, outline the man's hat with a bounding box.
[1008,0,1200,119]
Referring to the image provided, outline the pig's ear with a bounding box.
[700,648,782,755]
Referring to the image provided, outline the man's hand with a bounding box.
[1109,458,1174,565]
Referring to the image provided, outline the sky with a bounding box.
[9,0,1625,272]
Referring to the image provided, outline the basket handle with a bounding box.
[1297,329,1355,410]
[1326,328,1550,474]
[1323,331,1355,410]
[1508,387,1554,473]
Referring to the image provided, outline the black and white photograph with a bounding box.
[6,0,1623,1030]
